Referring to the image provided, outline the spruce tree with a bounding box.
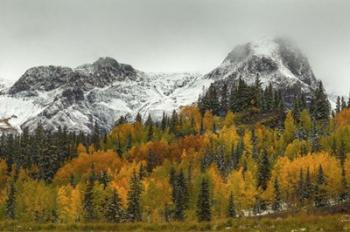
[257,150,270,190]
[338,139,346,165]
[126,172,142,222]
[197,178,211,222]
[83,168,96,221]
[172,170,189,221]
[5,179,16,219]
[297,169,305,204]
[105,189,123,223]
[227,192,236,218]
[310,81,330,121]
[272,177,282,211]
[336,96,341,113]
[314,165,328,207]
[340,166,348,202]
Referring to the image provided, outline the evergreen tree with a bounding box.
[104,189,123,223]
[336,96,341,113]
[83,168,96,221]
[310,81,330,121]
[5,179,16,219]
[297,169,305,204]
[257,150,270,190]
[227,192,236,218]
[135,113,142,124]
[196,178,211,222]
[314,165,328,207]
[220,83,229,114]
[126,172,142,222]
[172,170,189,221]
[304,168,313,200]
[338,139,346,165]
[126,133,132,150]
[340,166,348,202]
[146,152,158,173]
[139,163,147,180]
[342,97,347,110]
[272,177,282,211]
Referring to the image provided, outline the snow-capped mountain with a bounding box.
[0,37,323,134]
[0,58,212,133]
[206,37,318,103]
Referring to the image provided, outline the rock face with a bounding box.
[206,37,318,93]
[0,37,322,134]
[0,57,211,133]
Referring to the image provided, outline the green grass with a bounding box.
[0,214,349,232]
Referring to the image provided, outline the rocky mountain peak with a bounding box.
[207,37,317,91]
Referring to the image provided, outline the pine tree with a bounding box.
[314,165,328,208]
[304,168,313,200]
[227,192,236,218]
[135,113,142,124]
[104,189,123,223]
[139,163,147,180]
[297,169,305,204]
[342,97,347,110]
[338,139,346,165]
[146,152,158,173]
[340,166,348,202]
[172,170,189,221]
[99,170,111,189]
[220,83,229,114]
[196,178,211,222]
[5,179,16,219]
[336,96,341,113]
[310,81,330,121]
[126,172,142,222]
[83,168,96,221]
[126,133,132,150]
[257,150,270,190]
[146,124,154,142]
[272,177,282,211]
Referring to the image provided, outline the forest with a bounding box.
[1,78,350,229]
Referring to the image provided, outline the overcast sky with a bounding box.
[0,0,350,94]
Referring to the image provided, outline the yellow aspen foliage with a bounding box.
[335,108,350,127]
[223,111,235,128]
[203,111,214,132]
[54,151,123,183]
[141,175,171,223]
[300,109,312,132]
[227,169,257,211]
[284,111,296,144]
[77,143,87,154]
[180,106,202,133]
[284,139,310,159]
[269,152,341,203]
[208,166,229,219]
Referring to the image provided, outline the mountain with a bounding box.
[206,37,318,105]
[0,37,322,134]
[0,58,212,134]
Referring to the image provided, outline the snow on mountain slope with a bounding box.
[206,37,318,92]
[0,58,211,133]
[0,37,326,134]
[204,37,320,107]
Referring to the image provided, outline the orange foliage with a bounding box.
[54,151,123,183]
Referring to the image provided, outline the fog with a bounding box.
[0,0,350,94]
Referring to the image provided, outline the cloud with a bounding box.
[0,0,349,94]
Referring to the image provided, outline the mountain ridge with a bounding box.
[0,37,324,134]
